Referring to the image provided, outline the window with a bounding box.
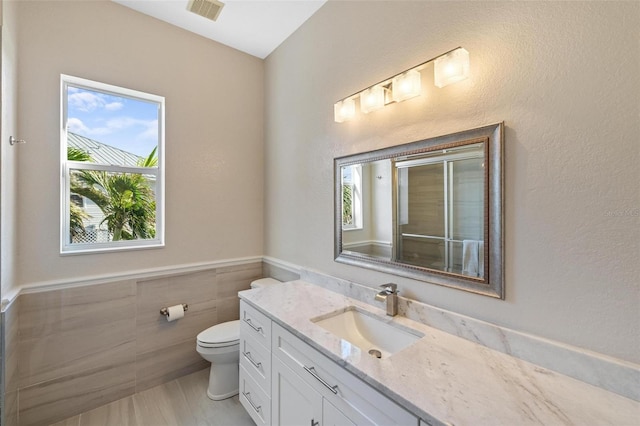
[341,164,362,230]
[61,75,165,254]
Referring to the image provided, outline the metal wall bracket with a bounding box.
[9,136,26,146]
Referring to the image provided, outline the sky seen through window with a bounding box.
[67,86,159,159]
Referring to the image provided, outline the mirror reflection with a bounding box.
[396,143,485,277]
[341,160,393,259]
[335,123,503,298]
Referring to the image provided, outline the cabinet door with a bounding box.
[323,399,356,426]
[272,356,322,426]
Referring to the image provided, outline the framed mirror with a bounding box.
[334,123,504,298]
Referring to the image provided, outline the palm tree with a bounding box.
[342,184,353,226]
[68,147,92,162]
[69,202,90,239]
[69,146,157,242]
[68,147,93,240]
[137,146,158,168]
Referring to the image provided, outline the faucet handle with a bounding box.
[379,283,398,293]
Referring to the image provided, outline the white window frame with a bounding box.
[342,164,363,231]
[60,74,165,254]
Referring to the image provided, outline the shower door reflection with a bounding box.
[395,143,485,278]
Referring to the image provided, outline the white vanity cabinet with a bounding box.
[272,354,356,426]
[238,300,419,426]
[239,301,273,425]
[272,356,323,425]
[271,323,418,426]
[323,399,357,426]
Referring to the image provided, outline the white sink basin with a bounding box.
[311,307,423,359]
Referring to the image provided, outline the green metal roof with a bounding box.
[67,132,143,167]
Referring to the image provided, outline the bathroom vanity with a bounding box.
[239,299,416,425]
[238,281,639,426]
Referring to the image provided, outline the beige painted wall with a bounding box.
[15,1,264,288]
[1,0,19,299]
[264,1,640,363]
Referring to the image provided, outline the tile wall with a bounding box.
[10,260,264,426]
[262,261,301,283]
[2,299,19,426]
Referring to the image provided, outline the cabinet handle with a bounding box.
[303,365,339,394]
[311,420,319,426]
[242,391,262,414]
[244,317,263,333]
[243,351,262,369]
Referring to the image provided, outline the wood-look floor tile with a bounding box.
[49,415,80,426]
[78,396,138,426]
[176,369,254,426]
[132,379,190,426]
[50,369,253,426]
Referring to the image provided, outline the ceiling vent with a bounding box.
[187,0,225,22]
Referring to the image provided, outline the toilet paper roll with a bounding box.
[166,304,184,322]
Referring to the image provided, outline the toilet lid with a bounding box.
[197,320,240,345]
[251,277,282,289]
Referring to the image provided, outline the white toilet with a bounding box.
[196,277,281,400]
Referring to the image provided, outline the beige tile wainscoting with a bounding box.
[2,299,20,426]
[1,259,297,426]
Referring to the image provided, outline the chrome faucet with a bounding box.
[375,283,398,316]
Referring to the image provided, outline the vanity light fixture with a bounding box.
[360,85,386,114]
[434,48,470,88]
[392,69,421,102]
[334,47,470,123]
[334,97,356,122]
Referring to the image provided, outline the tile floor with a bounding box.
[50,368,255,426]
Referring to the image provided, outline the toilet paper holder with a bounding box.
[160,304,189,316]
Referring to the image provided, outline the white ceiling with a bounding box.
[112,0,326,59]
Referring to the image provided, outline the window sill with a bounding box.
[60,240,164,256]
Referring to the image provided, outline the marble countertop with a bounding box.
[239,280,640,426]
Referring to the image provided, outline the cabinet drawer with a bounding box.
[240,328,271,395]
[272,323,417,426]
[240,365,271,426]
[240,300,271,349]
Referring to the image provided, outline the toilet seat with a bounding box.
[197,320,240,348]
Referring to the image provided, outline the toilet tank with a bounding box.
[250,277,282,289]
